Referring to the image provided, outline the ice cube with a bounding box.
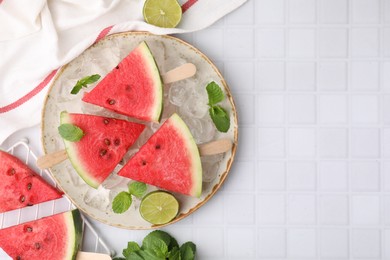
[102,165,125,189]
[83,186,110,211]
[178,89,208,119]
[201,154,224,183]
[169,83,192,107]
[161,100,177,120]
[67,165,88,187]
[180,116,216,144]
[89,46,121,72]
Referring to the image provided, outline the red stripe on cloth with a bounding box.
[0,69,58,113]
[182,0,198,13]
[94,25,114,43]
[0,26,113,114]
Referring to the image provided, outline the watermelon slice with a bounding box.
[0,209,83,260]
[60,111,145,188]
[118,113,202,197]
[0,150,63,213]
[82,41,163,123]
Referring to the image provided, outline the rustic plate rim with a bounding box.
[40,31,238,229]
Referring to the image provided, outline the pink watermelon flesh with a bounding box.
[82,41,163,122]
[0,209,83,260]
[60,112,145,188]
[118,113,202,197]
[0,150,63,213]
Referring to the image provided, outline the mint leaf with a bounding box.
[58,123,84,142]
[126,252,144,260]
[143,231,170,249]
[128,181,147,198]
[209,105,230,133]
[168,247,181,260]
[138,250,165,260]
[206,81,224,105]
[180,242,196,260]
[123,242,141,257]
[112,182,146,214]
[142,235,169,258]
[143,230,178,251]
[148,238,169,258]
[112,191,132,214]
[81,74,101,84]
[70,74,101,94]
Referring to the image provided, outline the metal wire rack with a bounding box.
[0,139,114,259]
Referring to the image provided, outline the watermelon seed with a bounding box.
[142,160,147,166]
[16,256,21,260]
[103,119,110,125]
[100,149,107,156]
[116,65,119,69]
[104,138,111,145]
[27,183,32,190]
[35,243,41,249]
[107,99,116,105]
[114,139,120,146]
[27,203,33,206]
[25,226,33,232]
[7,168,15,176]
[20,195,25,203]
[155,144,161,149]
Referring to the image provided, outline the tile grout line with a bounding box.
[380,0,386,258]
[315,0,321,258]
[283,0,289,258]
[346,0,355,258]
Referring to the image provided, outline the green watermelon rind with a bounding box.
[138,41,163,123]
[65,209,83,260]
[60,111,100,188]
[170,113,202,197]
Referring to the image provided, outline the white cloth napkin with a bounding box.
[0,0,247,144]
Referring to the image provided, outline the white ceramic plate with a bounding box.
[41,32,238,229]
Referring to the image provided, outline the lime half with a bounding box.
[143,0,182,28]
[140,191,179,225]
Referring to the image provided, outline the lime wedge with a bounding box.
[140,191,179,225]
[143,0,182,28]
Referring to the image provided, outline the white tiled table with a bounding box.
[2,0,390,259]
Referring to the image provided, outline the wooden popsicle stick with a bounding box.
[37,139,233,170]
[162,63,196,84]
[198,139,233,156]
[36,149,67,169]
[77,251,111,260]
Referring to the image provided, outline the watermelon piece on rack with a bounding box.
[60,111,145,188]
[0,150,63,213]
[0,209,83,260]
[118,113,202,197]
[82,41,163,123]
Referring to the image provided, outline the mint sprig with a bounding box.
[206,81,230,133]
[70,74,101,94]
[129,181,147,198]
[112,181,147,214]
[206,81,224,105]
[112,192,132,214]
[113,230,196,260]
[58,123,84,142]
